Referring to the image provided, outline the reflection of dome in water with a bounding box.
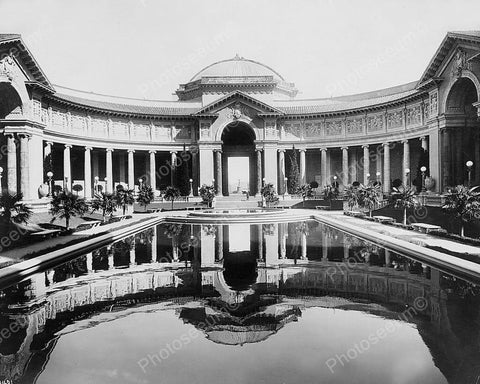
[179,303,301,346]
[223,251,257,291]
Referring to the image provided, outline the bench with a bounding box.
[373,216,396,224]
[75,220,102,232]
[411,223,444,234]
[315,206,330,210]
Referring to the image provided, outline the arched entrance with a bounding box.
[220,122,257,196]
[445,77,480,185]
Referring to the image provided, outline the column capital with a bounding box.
[341,146,349,151]
[5,133,15,139]
[298,148,306,153]
[149,150,156,154]
[255,148,263,153]
[45,141,54,146]
[127,148,135,153]
[320,147,327,152]
[278,149,286,153]
[361,144,369,149]
[401,139,409,144]
[106,147,114,152]
[64,144,72,149]
[18,133,31,140]
[85,146,93,151]
[382,142,390,147]
[419,136,427,141]
[170,150,178,154]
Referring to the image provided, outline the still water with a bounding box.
[0,221,479,384]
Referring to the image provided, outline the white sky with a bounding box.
[2,0,480,100]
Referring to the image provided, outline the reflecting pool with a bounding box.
[1,221,479,384]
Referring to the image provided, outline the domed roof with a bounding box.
[190,54,285,82]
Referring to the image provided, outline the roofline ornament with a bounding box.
[451,48,472,78]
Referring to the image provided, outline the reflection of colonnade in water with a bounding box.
[0,222,479,382]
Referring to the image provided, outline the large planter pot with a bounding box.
[38,183,49,198]
[425,177,435,192]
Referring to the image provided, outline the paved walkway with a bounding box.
[315,211,480,257]
[0,212,156,267]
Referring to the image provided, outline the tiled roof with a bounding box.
[274,83,421,115]
[0,34,21,42]
[50,86,201,116]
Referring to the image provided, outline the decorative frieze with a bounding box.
[32,100,42,121]
[91,118,108,137]
[429,91,438,117]
[304,121,322,138]
[132,123,150,140]
[406,105,422,127]
[110,121,128,138]
[325,120,343,136]
[52,111,66,127]
[200,122,211,140]
[345,118,363,135]
[387,110,404,130]
[71,115,86,133]
[367,114,384,132]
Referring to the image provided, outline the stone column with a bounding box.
[149,150,156,192]
[256,149,262,195]
[86,252,93,273]
[278,149,286,194]
[84,146,92,198]
[170,151,177,187]
[454,131,463,184]
[300,232,307,260]
[129,242,136,266]
[362,144,370,184]
[383,142,390,193]
[127,149,135,190]
[107,245,114,270]
[320,148,327,186]
[264,145,278,190]
[118,152,126,184]
[106,148,113,193]
[441,129,451,190]
[257,224,263,261]
[299,148,306,185]
[151,226,157,263]
[215,150,222,195]
[341,146,349,186]
[402,140,410,187]
[19,134,30,199]
[191,149,198,195]
[199,146,214,186]
[64,144,72,192]
[216,225,224,261]
[279,222,287,259]
[475,134,480,185]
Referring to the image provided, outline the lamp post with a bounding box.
[189,178,193,197]
[420,166,427,193]
[0,167,3,195]
[138,177,143,190]
[94,176,99,194]
[366,173,370,185]
[47,171,53,196]
[405,168,410,188]
[262,177,266,187]
[466,161,473,187]
[284,177,289,196]
[376,171,381,184]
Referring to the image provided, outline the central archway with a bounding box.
[221,122,257,196]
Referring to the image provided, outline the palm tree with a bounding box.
[261,183,279,207]
[358,184,381,217]
[115,189,135,215]
[389,185,419,225]
[323,184,339,209]
[442,185,480,237]
[137,185,155,212]
[90,192,117,222]
[299,184,313,207]
[344,184,360,212]
[0,192,32,230]
[164,186,181,210]
[50,192,89,229]
[199,184,216,208]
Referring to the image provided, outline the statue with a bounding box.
[0,54,15,79]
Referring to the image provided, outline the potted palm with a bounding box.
[344,184,361,212]
[442,185,480,237]
[115,188,135,215]
[358,184,381,217]
[299,183,313,207]
[389,185,419,225]
[261,183,279,208]
[137,185,155,212]
[323,184,339,209]
[49,191,89,230]
[164,186,181,210]
[0,192,32,233]
[199,184,216,208]
[90,192,117,222]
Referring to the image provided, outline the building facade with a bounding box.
[1,31,480,200]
